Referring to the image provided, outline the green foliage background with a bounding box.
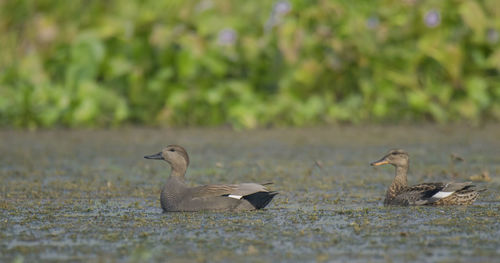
[1,0,499,128]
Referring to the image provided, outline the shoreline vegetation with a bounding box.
[1,0,499,129]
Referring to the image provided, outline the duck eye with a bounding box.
[169,149,175,152]
[391,152,398,155]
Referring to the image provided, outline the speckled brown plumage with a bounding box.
[432,186,482,205]
[371,149,485,206]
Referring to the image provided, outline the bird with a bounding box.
[144,145,278,212]
[370,149,485,206]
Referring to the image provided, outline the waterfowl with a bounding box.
[370,149,485,206]
[144,145,278,212]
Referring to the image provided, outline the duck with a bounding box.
[370,149,485,206]
[144,145,278,212]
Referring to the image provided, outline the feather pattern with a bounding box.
[145,145,278,212]
[189,183,270,199]
[372,149,485,206]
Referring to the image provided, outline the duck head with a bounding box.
[370,149,409,167]
[144,145,190,169]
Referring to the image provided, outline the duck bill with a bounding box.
[144,152,163,160]
[370,158,389,166]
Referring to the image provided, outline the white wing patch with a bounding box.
[432,191,454,199]
[228,194,243,200]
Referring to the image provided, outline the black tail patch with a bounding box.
[243,191,278,209]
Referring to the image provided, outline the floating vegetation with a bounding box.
[0,126,499,261]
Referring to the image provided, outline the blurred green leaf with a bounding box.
[0,0,498,128]
[459,1,487,42]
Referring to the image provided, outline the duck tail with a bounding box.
[243,191,278,209]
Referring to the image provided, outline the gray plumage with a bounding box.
[145,145,277,212]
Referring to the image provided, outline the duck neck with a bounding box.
[161,165,187,212]
[169,165,187,181]
[386,164,408,200]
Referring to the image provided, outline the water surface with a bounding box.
[1,126,499,262]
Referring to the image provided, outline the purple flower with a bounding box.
[265,0,292,31]
[424,9,441,28]
[487,28,499,44]
[274,0,291,16]
[217,28,237,46]
[366,16,379,29]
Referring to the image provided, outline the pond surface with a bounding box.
[1,126,499,262]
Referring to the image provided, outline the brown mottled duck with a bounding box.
[144,145,278,212]
[370,149,485,206]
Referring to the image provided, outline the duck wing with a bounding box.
[420,182,478,205]
[187,183,277,210]
[401,182,476,205]
[394,182,445,205]
[189,183,273,199]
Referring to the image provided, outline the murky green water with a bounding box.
[1,126,499,262]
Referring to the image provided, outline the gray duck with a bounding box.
[370,149,485,206]
[144,145,278,212]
